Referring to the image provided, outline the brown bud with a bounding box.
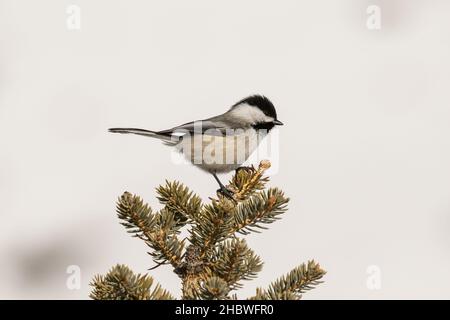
[259,160,271,171]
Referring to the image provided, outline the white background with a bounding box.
[1,0,450,299]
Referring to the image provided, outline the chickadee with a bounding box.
[109,95,283,197]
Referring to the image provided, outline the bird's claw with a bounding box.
[217,186,235,199]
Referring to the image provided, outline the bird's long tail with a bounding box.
[108,127,176,144]
[109,127,159,137]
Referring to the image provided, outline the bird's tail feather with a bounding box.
[108,127,175,143]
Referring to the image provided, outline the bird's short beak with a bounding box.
[273,119,283,126]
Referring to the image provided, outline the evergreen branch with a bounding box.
[156,180,202,223]
[249,261,326,300]
[146,230,185,268]
[198,276,230,300]
[210,238,263,290]
[155,207,184,235]
[189,199,235,258]
[94,160,326,301]
[90,264,174,300]
[248,287,268,300]
[116,192,184,268]
[181,275,200,299]
[228,160,271,201]
[180,263,218,300]
[233,188,289,235]
[116,192,157,239]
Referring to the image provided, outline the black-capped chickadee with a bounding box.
[109,95,283,196]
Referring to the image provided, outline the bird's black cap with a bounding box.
[232,95,278,120]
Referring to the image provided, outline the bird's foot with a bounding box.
[217,186,235,199]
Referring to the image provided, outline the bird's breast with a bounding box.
[177,128,264,172]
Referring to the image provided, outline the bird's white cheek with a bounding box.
[230,104,270,124]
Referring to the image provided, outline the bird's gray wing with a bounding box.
[157,118,239,137]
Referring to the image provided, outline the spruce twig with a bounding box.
[156,180,202,224]
[249,261,326,300]
[90,264,174,300]
[90,160,326,300]
[116,192,184,269]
